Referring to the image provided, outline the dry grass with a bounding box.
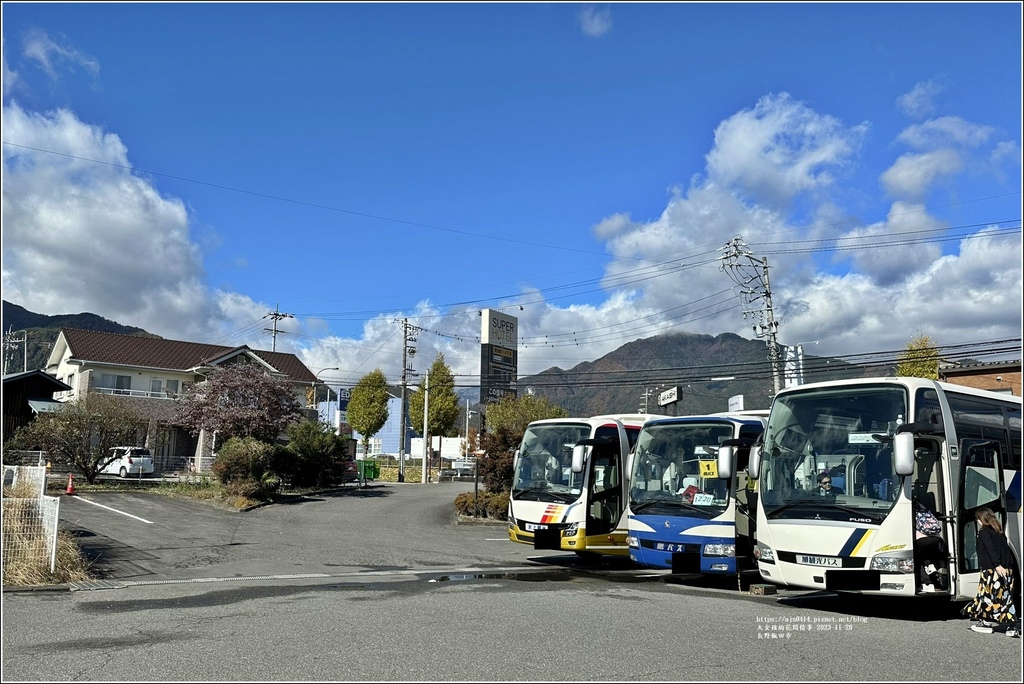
[2,481,94,587]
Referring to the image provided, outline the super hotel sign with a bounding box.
[480,309,518,403]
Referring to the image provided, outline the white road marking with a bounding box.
[74,496,154,523]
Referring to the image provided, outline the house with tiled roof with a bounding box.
[938,358,1021,397]
[45,328,318,472]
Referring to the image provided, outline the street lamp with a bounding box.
[315,367,342,428]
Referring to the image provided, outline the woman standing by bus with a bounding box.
[963,507,1018,637]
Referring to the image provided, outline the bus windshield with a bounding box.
[759,384,909,522]
[629,421,735,517]
[512,422,591,501]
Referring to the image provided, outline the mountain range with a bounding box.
[2,299,874,415]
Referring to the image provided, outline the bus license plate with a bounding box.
[797,554,840,567]
[525,523,548,532]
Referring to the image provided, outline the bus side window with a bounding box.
[961,439,1000,510]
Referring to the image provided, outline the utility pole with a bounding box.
[264,303,294,352]
[2,328,28,375]
[721,237,782,395]
[398,318,418,483]
[421,371,430,485]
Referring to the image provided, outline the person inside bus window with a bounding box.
[817,472,844,495]
[662,456,682,492]
[529,452,559,483]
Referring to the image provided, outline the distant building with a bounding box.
[938,359,1021,397]
[2,369,72,445]
[45,328,317,472]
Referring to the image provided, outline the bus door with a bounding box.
[910,440,948,590]
[586,441,622,537]
[957,437,1008,598]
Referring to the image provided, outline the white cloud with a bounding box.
[704,93,868,208]
[896,80,943,118]
[834,201,944,287]
[0,101,275,345]
[879,149,963,200]
[577,5,613,38]
[591,212,636,240]
[2,38,17,99]
[897,116,993,150]
[775,227,1021,356]
[22,30,99,80]
[991,140,1022,166]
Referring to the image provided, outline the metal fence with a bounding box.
[2,465,60,574]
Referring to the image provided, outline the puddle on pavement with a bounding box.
[429,570,574,583]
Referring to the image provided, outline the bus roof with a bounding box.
[642,413,768,428]
[524,413,668,429]
[772,376,1021,405]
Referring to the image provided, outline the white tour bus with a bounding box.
[507,413,664,557]
[733,377,1021,599]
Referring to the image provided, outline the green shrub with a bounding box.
[212,437,275,485]
[284,420,341,488]
[484,490,509,520]
[453,490,509,520]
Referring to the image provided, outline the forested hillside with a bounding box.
[2,300,155,373]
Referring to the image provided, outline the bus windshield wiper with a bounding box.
[513,484,576,503]
[512,484,550,499]
[828,503,884,523]
[766,500,820,517]
[632,500,714,517]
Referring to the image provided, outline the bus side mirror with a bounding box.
[571,445,586,473]
[747,445,761,480]
[717,445,734,480]
[893,432,914,476]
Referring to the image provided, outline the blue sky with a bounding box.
[2,2,1021,390]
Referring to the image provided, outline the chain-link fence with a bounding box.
[2,465,60,575]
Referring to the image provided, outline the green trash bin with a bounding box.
[356,460,380,481]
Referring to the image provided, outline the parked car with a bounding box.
[101,447,155,478]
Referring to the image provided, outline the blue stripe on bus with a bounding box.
[838,528,870,556]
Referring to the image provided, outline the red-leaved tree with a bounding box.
[176,362,304,444]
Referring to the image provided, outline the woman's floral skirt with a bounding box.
[962,568,1017,624]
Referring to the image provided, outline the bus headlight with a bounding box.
[869,554,914,573]
[562,523,579,537]
[704,542,735,557]
[754,542,775,564]
[628,534,639,549]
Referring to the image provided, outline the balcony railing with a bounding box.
[91,387,180,400]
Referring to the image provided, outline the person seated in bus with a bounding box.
[529,452,560,483]
[913,498,947,592]
[817,472,844,495]
[662,456,682,492]
[828,465,846,493]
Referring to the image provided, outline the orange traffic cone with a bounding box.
[66,473,75,496]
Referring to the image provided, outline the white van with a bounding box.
[101,447,155,478]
